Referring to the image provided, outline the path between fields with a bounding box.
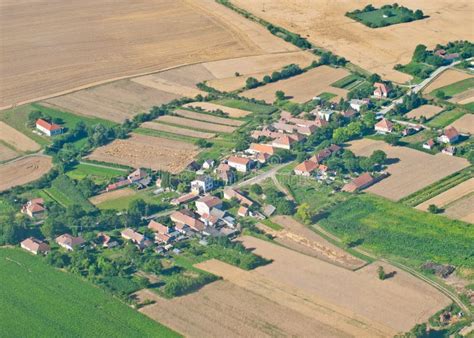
[0,149,47,166]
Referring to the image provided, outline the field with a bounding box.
[320,194,474,268]
[443,193,474,224]
[175,109,244,126]
[89,188,137,206]
[348,139,470,201]
[0,156,52,192]
[424,69,473,94]
[0,248,179,337]
[198,237,450,334]
[66,162,128,184]
[231,0,474,83]
[183,102,250,118]
[259,215,365,269]
[212,98,277,115]
[241,66,349,103]
[0,143,19,162]
[0,0,296,108]
[0,121,40,152]
[448,113,474,134]
[157,115,236,133]
[451,89,474,105]
[141,122,215,139]
[87,133,199,173]
[405,104,443,120]
[427,108,467,129]
[347,6,424,27]
[44,175,95,211]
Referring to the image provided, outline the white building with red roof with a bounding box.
[171,210,205,232]
[55,234,85,251]
[21,198,45,218]
[195,195,223,216]
[294,160,318,176]
[439,126,459,144]
[272,134,296,150]
[228,156,252,173]
[21,237,50,255]
[36,119,63,137]
[247,143,275,156]
[373,82,390,98]
[374,119,394,134]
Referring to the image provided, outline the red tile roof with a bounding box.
[36,118,62,131]
[249,143,275,155]
[228,156,251,166]
[294,160,318,174]
[375,118,393,131]
[444,126,459,141]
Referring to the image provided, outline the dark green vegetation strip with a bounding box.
[426,108,466,129]
[0,248,180,338]
[212,98,277,115]
[400,167,474,207]
[430,78,474,97]
[319,194,474,268]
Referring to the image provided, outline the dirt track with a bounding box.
[0,156,52,191]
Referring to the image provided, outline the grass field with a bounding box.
[431,78,474,98]
[66,163,128,185]
[348,7,424,28]
[426,108,466,128]
[0,248,179,337]
[320,194,474,269]
[212,98,277,115]
[44,175,95,211]
[96,189,176,211]
[330,74,364,89]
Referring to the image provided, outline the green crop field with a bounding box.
[212,98,276,115]
[67,163,128,184]
[330,74,364,89]
[317,92,337,101]
[426,109,466,128]
[45,175,95,211]
[320,194,474,269]
[431,78,474,98]
[97,189,176,211]
[0,248,179,337]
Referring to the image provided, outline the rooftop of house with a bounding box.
[197,195,222,208]
[36,118,62,131]
[444,126,459,139]
[56,234,85,247]
[294,160,318,173]
[228,156,251,165]
[375,118,393,130]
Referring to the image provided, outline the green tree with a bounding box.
[385,134,400,146]
[370,150,387,165]
[275,90,286,101]
[435,90,446,100]
[428,204,442,214]
[414,9,424,20]
[377,266,386,280]
[250,184,263,195]
[296,203,313,224]
[245,77,260,89]
[412,44,427,62]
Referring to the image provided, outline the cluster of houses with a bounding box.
[21,233,85,255]
[293,144,341,179]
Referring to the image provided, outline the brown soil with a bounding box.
[0,122,40,152]
[0,156,52,191]
[348,139,470,201]
[141,122,215,139]
[183,102,251,118]
[175,109,244,126]
[0,143,19,162]
[158,115,236,133]
[449,114,474,134]
[87,133,199,174]
[444,193,474,224]
[89,188,136,205]
[241,66,349,103]
[406,105,443,120]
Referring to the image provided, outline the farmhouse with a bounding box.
[238,206,249,217]
[215,163,235,184]
[341,108,358,119]
[96,233,118,248]
[228,156,252,173]
[373,82,390,98]
[148,220,173,234]
[423,139,436,150]
[342,172,376,193]
[272,134,296,150]
[56,234,85,251]
[310,144,340,164]
[247,143,275,155]
[191,175,214,194]
[171,210,205,232]
[196,195,223,216]
[20,237,50,255]
[224,188,253,206]
[434,49,459,61]
[121,228,150,249]
[294,160,318,176]
[374,119,394,134]
[438,126,459,144]
[442,146,456,156]
[35,118,63,137]
[171,192,199,206]
[350,99,370,112]
[202,159,215,170]
[21,198,45,218]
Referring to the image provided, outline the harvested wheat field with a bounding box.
[451,89,474,104]
[175,109,244,126]
[0,0,297,108]
[232,0,474,83]
[258,216,365,269]
[183,102,250,118]
[242,66,349,103]
[449,114,474,134]
[197,236,450,335]
[444,193,474,224]
[87,133,199,173]
[406,105,444,120]
[424,69,473,94]
[131,75,205,98]
[0,156,52,192]
[141,122,215,139]
[89,188,136,206]
[157,116,236,133]
[0,144,19,162]
[43,80,180,123]
[348,139,469,201]
[0,122,40,152]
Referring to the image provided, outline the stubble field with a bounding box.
[424,69,473,94]
[1,0,296,108]
[348,139,470,200]
[87,133,199,173]
[0,144,19,162]
[0,121,40,152]
[232,0,474,83]
[449,114,474,134]
[141,122,216,139]
[157,116,236,133]
[89,188,137,206]
[175,109,244,126]
[0,156,52,192]
[405,105,443,120]
[182,103,251,118]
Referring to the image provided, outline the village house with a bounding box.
[434,49,459,61]
[223,188,253,207]
[190,175,214,194]
[442,146,456,156]
[272,134,296,150]
[195,195,223,216]
[21,237,50,255]
[121,228,150,249]
[374,118,394,134]
[215,163,235,184]
[423,139,436,150]
[250,128,282,140]
[438,126,459,144]
[171,192,199,206]
[35,118,63,137]
[350,99,370,112]
[56,234,85,251]
[342,173,377,193]
[294,160,318,176]
[96,232,118,248]
[171,209,205,232]
[341,108,358,119]
[21,198,45,218]
[238,206,249,217]
[148,220,173,234]
[227,156,252,173]
[247,143,275,156]
[373,82,390,98]
[202,159,215,170]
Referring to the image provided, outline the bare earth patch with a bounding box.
[258,215,365,269]
[157,115,236,133]
[0,156,52,192]
[241,66,349,103]
[449,114,474,134]
[444,193,474,224]
[232,0,474,83]
[202,236,450,334]
[131,75,205,98]
[0,122,40,152]
[183,102,251,118]
[406,105,443,120]
[424,69,473,94]
[416,178,474,212]
[348,139,470,201]
[1,0,296,108]
[89,188,136,205]
[0,143,19,162]
[175,109,244,126]
[141,122,215,139]
[450,88,474,104]
[87,133,199,174]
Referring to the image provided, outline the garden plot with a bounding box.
[405,105,443,120]
[141,122,215,139]
[424,69,473,94]
[241,66,349,103]
[0,122,40,152]
[183,102,251,118]
[348,139,470,201]
[449,114,474,134]
[416,178,473,211]
[157,115,236,133]
[87,133,199,174]
[175,109,244,126]
[0,156,52,192]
